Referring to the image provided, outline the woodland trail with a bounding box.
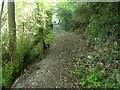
[12,30,89,88]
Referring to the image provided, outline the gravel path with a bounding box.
[12,30,87,88]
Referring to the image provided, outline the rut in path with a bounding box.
[12,31,88,88]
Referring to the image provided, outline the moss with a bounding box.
[34,40,44,59]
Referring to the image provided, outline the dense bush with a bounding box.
[57,2,76,31]
[75,2,120,88]
[1,1,119,88]
[2,2,54,87]
[84,3,118,45]
[2,31,34,87]
[46,9,53,31]
[76,55,120,88]
[57,2,120,88]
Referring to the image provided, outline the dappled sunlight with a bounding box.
[1,0,120,88]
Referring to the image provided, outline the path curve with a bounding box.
[12,31,87,88]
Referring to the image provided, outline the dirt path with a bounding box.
[12,30,88,88]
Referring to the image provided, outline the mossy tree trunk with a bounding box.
[8,0,16,60]
[35,28,45,59]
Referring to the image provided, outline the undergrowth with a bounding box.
[75,3,120,88]
[2,27,55,88]
[76,53,120,88]
[2,32,34,87]
[44,30,55,45]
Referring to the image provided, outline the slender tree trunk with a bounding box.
[22,22,24,32]
[0,0,4,31]
[0,0,4,64]
[8,0,16,60]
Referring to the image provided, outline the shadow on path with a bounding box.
[12,30,88,88]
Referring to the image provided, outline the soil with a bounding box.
[12,29,90,88]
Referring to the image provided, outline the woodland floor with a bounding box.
[12,29,91,88]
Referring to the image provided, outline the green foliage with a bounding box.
[2,1,53,88]
[44,31,55,45]
[74,3,92,23]
[84,3,118,46]
[76,57,120,88]
[2,32,34,87]
[44,9,54,45]
[57,2,91,33]
[2,31,44,87]
[74,3,119,88]
[57,2,76,31]
[58,8,73,31]
[2,1,119,88]
[79,68,102,88]
[2,27,10,63]
[46,9,53,31]
[2,62,14,87]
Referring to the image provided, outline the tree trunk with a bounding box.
[8,0,16,60]
[0,0,4,31]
